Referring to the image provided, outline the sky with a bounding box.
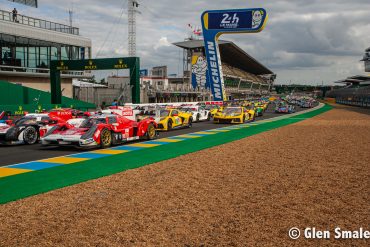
[1,0,370,85]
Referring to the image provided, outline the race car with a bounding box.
[244,106,256,121]
[0,109,89,145]
[213,107,251,124]
[204,105,221,117]
[180,106,211,122]
[42,113,157,149]
[156,109,192,131]
[275,103,295,114]
[300,100,313,108]
[0,113,59,145]
[253,104,264,117]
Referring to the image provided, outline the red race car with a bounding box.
[41,113,157,149]
[0,109,81,145]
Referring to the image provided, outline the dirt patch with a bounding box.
[0,106,369,247]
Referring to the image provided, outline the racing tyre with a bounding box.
[196,114,200,122]
[167,120,173,130]
[188,118,193,128]
[146,124,156,140]
[100,128,112,148]
[207,113,211,121]
[23,126,39,145]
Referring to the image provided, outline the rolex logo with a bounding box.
[118,59,123,65]
[89,60,93,66]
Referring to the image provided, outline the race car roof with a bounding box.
[173,40,273,75]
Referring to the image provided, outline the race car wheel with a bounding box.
[167,120,173,130]
[146,124,156,140]
[100,128,112,148]
[207,113,211,121]
[188,118,193,128]
[196,114,200,122]
[23,126,38,145]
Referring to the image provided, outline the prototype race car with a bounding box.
[0,113,58,145]
[0,108,89,145]
[42,113,157,148]
[213,107,251,124]
[156,109,192,131]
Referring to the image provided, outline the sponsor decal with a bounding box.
[114,59,128,69]
[191,55,209,89]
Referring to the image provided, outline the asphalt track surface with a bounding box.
[0,106,308,167]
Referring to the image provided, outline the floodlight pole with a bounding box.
[128,0,139,57]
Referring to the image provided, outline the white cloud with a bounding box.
[0,0,369,85]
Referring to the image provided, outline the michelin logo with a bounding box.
[207,41,222,100]
[252,10,263,29]
[192,55,207,89]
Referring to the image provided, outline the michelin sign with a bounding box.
[201,8,268,101]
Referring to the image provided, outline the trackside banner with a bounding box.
[201,8,268,101]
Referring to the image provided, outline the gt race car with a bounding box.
[156,109,192,131]
[180,106,211,122]
[275,104,295,114]
[213,107,252,124]
[42,113,157,148]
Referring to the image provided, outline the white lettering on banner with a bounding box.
[207,41,222,99]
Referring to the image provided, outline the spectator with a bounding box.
[111,99,118,107]
[12,8,18,22]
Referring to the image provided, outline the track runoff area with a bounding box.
[0,103,330,203]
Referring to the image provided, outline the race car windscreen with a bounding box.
[205,105,218,110]
[160,110,170,117]
[80,118,107,128]
[224,108,242,116]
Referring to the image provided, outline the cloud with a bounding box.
[1,0,369,85]
[153,37,171,50]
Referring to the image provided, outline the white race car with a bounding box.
[180,106,211,122]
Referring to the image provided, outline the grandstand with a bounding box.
[173,39,275,99]
[326,75,370,106]
[361,47,370,72]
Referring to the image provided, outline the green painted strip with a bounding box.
[0,104,332,204]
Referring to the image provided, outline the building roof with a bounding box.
[334,75,370,85]
[173,39,273,75]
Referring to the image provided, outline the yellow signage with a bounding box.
[84,60,97,70]
[114,59,128,69]
[57,61,68,70]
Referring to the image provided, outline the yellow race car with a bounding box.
[213,107,250,124]
[156,109,193,131]
[204,105,222,116]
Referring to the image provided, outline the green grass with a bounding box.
[0,104,332,204]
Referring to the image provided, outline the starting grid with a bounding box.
[0,104,324,179]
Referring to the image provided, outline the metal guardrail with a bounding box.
[0,9,79,35]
